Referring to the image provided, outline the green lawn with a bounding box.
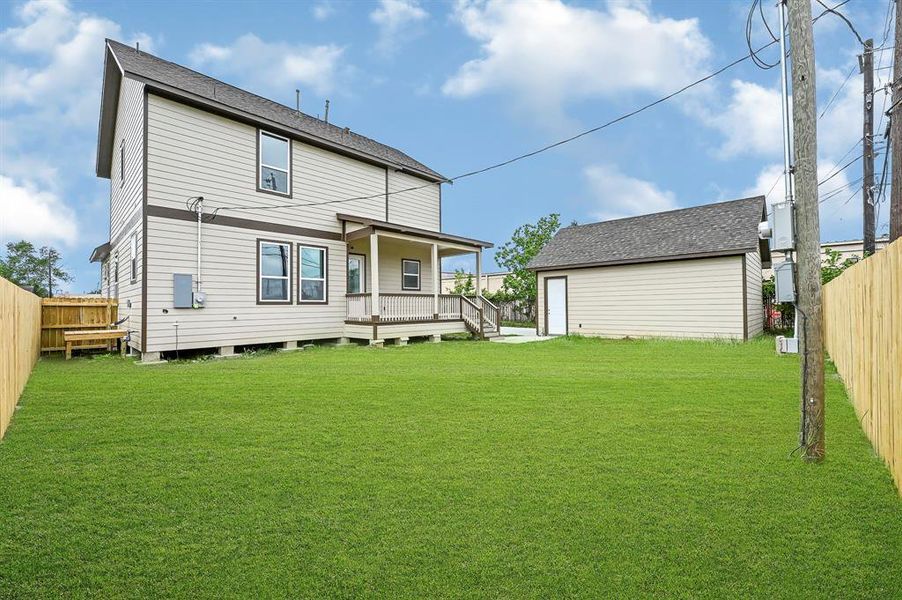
[1,337,900,598]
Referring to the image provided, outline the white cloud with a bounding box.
[583,164,678,221]
[0,0,73,52]
[703,80,785,159]
[189,34,345,96]
[370,0,429,56]
[443,0,711,119]
[312,1,336,21]
[0,0,154,127]
[0,175,79,246]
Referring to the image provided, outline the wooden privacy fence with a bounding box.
[823,238,901,495]
[0,277,42,439]
[41,296,118,352]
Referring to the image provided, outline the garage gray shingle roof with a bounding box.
[106,40,443,181]
[528,196,767,271]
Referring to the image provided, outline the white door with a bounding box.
[546,277,567,335]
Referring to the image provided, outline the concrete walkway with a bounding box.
[491,326,554,344]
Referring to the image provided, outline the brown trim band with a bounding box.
[146,204,342,241]
[529,248,756,272]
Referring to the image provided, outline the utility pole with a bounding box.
[787,0,825,461]
[861,39,876,255]
[890,0,902,242]
[48,256,53,298]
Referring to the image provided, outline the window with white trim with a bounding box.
[130,234,138,283]
[259,241,291,302]
[401,259,420,291]
[258,131,291,195]
[299,245,327,303]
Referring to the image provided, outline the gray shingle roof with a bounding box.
[106,39,444,181]
[528,196,767,271]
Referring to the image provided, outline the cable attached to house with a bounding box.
[197,1,853,222]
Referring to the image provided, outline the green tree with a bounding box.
[495,213,561,314]
[820,248,858,284]
[0,241,73,297]
[450,269,475,296]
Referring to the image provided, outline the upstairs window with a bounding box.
[258,131,291,196]
[299,245,327,303]
[402,259,420,291]
[258,240,291,303]
[119,140,125,187]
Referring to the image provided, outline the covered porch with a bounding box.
[338,214,500,341]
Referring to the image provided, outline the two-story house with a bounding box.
[90,40,498,362]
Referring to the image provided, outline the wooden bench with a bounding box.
[64,329,128,360]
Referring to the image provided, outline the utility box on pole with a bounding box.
[774,260,796,303]
[771,201,795,251]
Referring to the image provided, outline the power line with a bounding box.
[819,64,857,119]
[814,0,864,45]
[205,1,855,219]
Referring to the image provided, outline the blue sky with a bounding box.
[0,0,894,292]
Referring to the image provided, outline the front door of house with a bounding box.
[348,254,365,293]
[546,277,567,335]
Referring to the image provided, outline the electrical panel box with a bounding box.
[774,260,795,303]
[771,201,794,251]
[173,274,193,308]
[776,335,799,354]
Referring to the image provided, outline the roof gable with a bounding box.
[529,196,768,271]
[96,40,444,181]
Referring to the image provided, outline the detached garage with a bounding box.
[529,196,771,340]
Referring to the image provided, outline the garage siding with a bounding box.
[745,251,764,338]
[536,255,746,339]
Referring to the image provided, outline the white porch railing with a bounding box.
[378,294,434,322]
[347,293,497,338]
[346,293,372,321]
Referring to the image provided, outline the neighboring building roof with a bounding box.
[441,271,510,278]
[337,213,493,248]
[529,196,769,271]
[96,40,444,182]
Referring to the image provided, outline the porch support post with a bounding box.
[370,232,380,320]
[431,243,439,319]
[475,248,482,297]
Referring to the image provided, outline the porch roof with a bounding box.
[337,214,493,249]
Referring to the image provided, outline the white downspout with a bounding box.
[196,197,203,295]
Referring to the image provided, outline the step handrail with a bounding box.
[460,295,484,338]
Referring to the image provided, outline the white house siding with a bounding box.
[387,170,440,231]
[105,78,145,351]
[144,215,347,352]
[536,256,746,340]
[345,236,437,294]
[745,251,764,338]
[104,221,143,351]
[145,94,439,233]
[109,78,145,243]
